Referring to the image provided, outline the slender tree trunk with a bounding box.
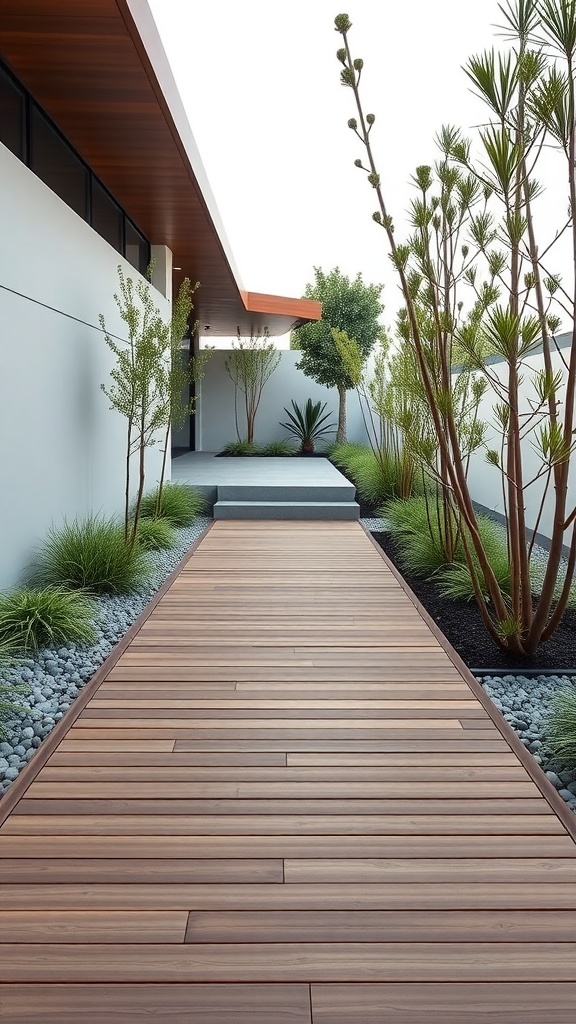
[156,422,170,518]
[337,385,347,443]
[124,422,133,543]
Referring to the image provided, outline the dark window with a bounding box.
[31,107,88,219]
[92,178,123,251]
[125,218,150,276]
[0,65,25,159]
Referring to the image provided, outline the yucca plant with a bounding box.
[280,398,336,452]
[139,482,206,527]
[545,689,576,769]
[33,516,152,595]
[0,587,96,651]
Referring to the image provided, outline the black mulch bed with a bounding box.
[215,450,329,458]
[370,530,576,674]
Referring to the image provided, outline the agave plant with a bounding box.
[280,398,336,453]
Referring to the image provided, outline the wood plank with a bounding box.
[0,835,568,860]
[0,942,574,982]
[284,859,576,884]
[0,983,312,1024]
[23,780,541,799]
[0,859,283,884]
[2,814,564,836]
[184,909,576,943]
[45,752,288,767]
[2,882,575,911]
[0,911,188,943]
[17,798,554,815]
[34,765,531,783]
[310,983,576,1024]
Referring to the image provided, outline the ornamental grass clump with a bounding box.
[139,482,206,527]
[33,516,152,595]
[384,496,510,597]
[0,587,96,651]
[220,440,262,457]
[545,688,576,769]
[134,517,177,552]
[260,440,297,456]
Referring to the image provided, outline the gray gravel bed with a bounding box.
[0,518,211,794]
[479,673,576,814]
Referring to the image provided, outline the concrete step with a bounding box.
[217,483,355,502]
[213,500,360,521]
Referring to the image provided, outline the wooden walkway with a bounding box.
[0,520,575,1022]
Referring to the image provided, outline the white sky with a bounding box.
[147,0,571,339]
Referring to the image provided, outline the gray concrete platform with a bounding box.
[171,452,359,520]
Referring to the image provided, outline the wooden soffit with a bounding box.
[0,0,320,336]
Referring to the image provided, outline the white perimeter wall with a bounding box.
[197,350,370,452]
[0,143,170,589]
[463,347,576,543]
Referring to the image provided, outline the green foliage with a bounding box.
[220,440,263,457]
[134,517,177,552]
[291,267,384,393]
[33,516,152,595]
[280,398,336,452]
[0,587,96,651]
[332,443,424,505]
[545,688,576,768]
[139,482,206,527]
[383,497,509,593]
[225,331,281,444]
[100,266,171,548]
[260,440,298,456]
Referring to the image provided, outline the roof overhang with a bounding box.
[0,0,321,337]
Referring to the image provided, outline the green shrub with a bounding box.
[135,517,178,552]
[260,440,297,456]
[330,441,368,470]
[139,482,207,526]
[220,440,262,457]
[545,689,576,768]
[383,496,510,596]
[33,516,152,595]
[280,398,336,452]
[0,587,97,651]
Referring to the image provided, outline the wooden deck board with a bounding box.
[0,519,574,1022]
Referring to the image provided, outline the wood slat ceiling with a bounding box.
[0,0,320,336]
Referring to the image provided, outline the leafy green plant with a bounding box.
[139,482,206,527]
[33,516,152,595]
[100,266,169,550]
[291,267,385,441]
[280,398,336,453]
[330,441,369,469]
[0,588,96,651]
[545,689,576,769]
[220,440,263,457]
[260,440,297,456]
[134,517,177,552]
[383,497,509,591]
[225,330,281,443]
[334,6,576,654]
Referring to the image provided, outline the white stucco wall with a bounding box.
[197,349,370,452]
[0,143,170,589]
[461,346,576,543]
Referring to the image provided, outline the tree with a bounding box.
[334,1,576,655]
[225,329,281,443]
[100,266,168,550]
[291,267,385,442]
